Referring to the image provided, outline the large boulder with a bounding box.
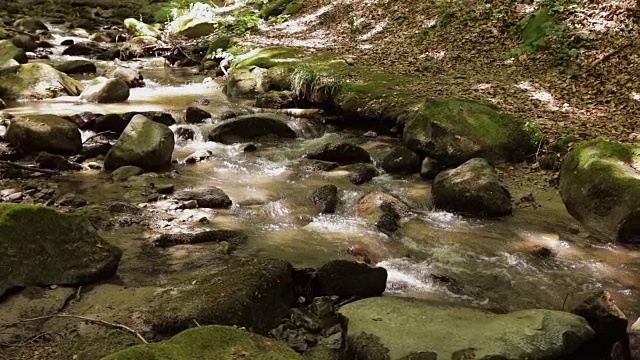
[0,63,84,99]
[432,158,512,217]
[559,140,640,243]
[123,18,160,38]
[80,77,130,103]
[104,115,175,171]
[208,114,296,144]
[0,204,121,297]
[339,296,595,360]
[146,257,294,334]
[305,142,372,165]
[572,291,628,358]
[403,98,541,166]
[101,325,302,360]
[5,115,82,154]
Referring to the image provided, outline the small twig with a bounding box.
[193,319,201,327]
[0,160,59,175]
[561,292,571,311]
[74,286,83,302]
[0,332,52,348]
[337,296,358,308]
[534,137,544,165]
[82,131,115,145]
[583,41,635,75]
[0,314,148,344]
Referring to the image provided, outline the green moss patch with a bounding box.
[0,204,122,296]
[146,257,294,335]
[102,325,302,360]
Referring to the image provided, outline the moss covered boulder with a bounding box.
[13,17,48,33]
[0,63,84,100]
[432,158,512,217]
[102,325,302,360]
[5,114,82,154]
[104,114,174,171]
[0,204,122,297]
[559,140,640,243]
[403,99,541,166]
[146,257,294,335]
[123,18,160,38]
[339,296,594,360]
[0,40,27,68]
[55,60,97,75]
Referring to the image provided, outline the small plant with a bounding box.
[290,65,339,103]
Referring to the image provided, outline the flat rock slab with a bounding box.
[339,296,594,360]
[0,204,122,297]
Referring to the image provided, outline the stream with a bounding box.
[3,26,640,321]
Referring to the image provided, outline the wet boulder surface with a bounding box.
[339,296,595,360]
[0,204,121,297]
[559,140,640,243]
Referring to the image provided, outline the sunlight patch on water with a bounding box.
[378,258,438,293]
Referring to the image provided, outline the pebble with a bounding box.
[6,192,23,202]
[180,200,198,209]
[0,188,18,197]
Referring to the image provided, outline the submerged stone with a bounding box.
[0,204,121,296]
[208,114,296,144]
[305,142,372,165]
[101,325,302,360]
[339,296,594,360]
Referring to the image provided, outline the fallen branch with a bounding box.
[0,160,59,175]
[583,41,636,75]
[0,332,53,348]
[82,131,115,145]
[0,314,148,344]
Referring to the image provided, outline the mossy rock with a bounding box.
[0,204,122,297]
[146,257,294,335]
[339,296,594,360]
[60,330,141,360]
[0,63,84,100]
[260,0,294,18]
[559,140,640,243]
[403,98,541,166]
[5,114,82,155]
[123,18,160,38]
[432,158,512,217]
[0,39,27,67]
[104,114,174,171]
[13,17,48,32]
[102,325,302,359]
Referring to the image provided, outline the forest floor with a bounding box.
[246,0,640,158]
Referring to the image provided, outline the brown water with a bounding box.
[4,32,640,320]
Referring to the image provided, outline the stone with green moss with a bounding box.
[0,63,84,100]
[516,7,554,52]
[146,257,294,335]
[559,140,640,243]
[433,158,512,217]
[123,18,160,38]
[61,330,141,360]
[339,296,594,360]
[0,40,27,68]
[102,325,302,360]
[104,114,174,171]
[5,114,82,154]
[403,98,541,166]
[13,17,48,32]
[260,0,294,18]
[0,204,122,297]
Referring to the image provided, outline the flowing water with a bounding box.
[4,31,640,319]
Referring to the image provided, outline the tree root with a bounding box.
[0,160,60,175]
[0,314,148,344]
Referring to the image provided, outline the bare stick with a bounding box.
[0,332,52,348]
[0,161,59,175]
[583,42,635,75]
[0,315,148,344]
[82,131,115,145]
